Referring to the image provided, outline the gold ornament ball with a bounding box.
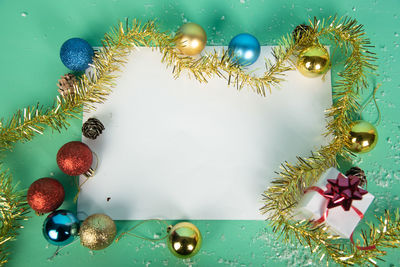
[167,222,202,258]
[346,120,378,153]
[175,23,207,56]
[79,213,117,250]
[297,46,330,78]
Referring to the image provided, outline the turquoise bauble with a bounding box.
[43,210,80,246]
[228,33,261,66]
[60,38,94,72]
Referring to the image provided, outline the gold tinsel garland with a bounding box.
[0,168,28,266]
[0,16,399,266]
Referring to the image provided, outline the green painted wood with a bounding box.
[0,0,399,266]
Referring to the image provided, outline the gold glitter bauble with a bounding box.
[346,120,378,153]
[79,213,116,250]
[174,23,207,56]
[297,45,330,78]
[167,222,202,258]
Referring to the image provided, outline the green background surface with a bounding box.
[1,0,399,266]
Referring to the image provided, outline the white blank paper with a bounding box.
[77,46,332,220]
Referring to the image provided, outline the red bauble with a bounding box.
[57,141,93,176]
[27,178,65,213]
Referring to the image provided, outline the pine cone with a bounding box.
[292,24,312,43]
[57,73,77,96]
[345,167,367,188]
[82,118,105,140]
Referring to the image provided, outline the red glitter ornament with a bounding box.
[57,141,93,176]
[27,178,65,213]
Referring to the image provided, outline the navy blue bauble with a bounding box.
[60,38,94,72]
[43,210,80,246]
[228,33,261,66]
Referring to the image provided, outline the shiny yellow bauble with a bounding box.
[79,213,117,250]
[174,23,207,56]
[167,222,202,258]
[346,120,378,153]
[297,46,330,78]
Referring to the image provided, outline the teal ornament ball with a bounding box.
[43,210,80,246]
[60,38,94,72]
[228,33,261,66]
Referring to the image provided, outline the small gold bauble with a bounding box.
[346,120,378,153]
[174,23,207,56]
[167,222,202,258]
[79,213,117,250]
[297,46,330,78]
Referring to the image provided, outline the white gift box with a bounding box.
[296,167,374,238]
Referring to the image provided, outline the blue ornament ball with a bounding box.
[43,210,80,246]
[60,38,94,72]
[228,33,261,66]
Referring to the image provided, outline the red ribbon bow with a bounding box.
[324,173,368,211]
